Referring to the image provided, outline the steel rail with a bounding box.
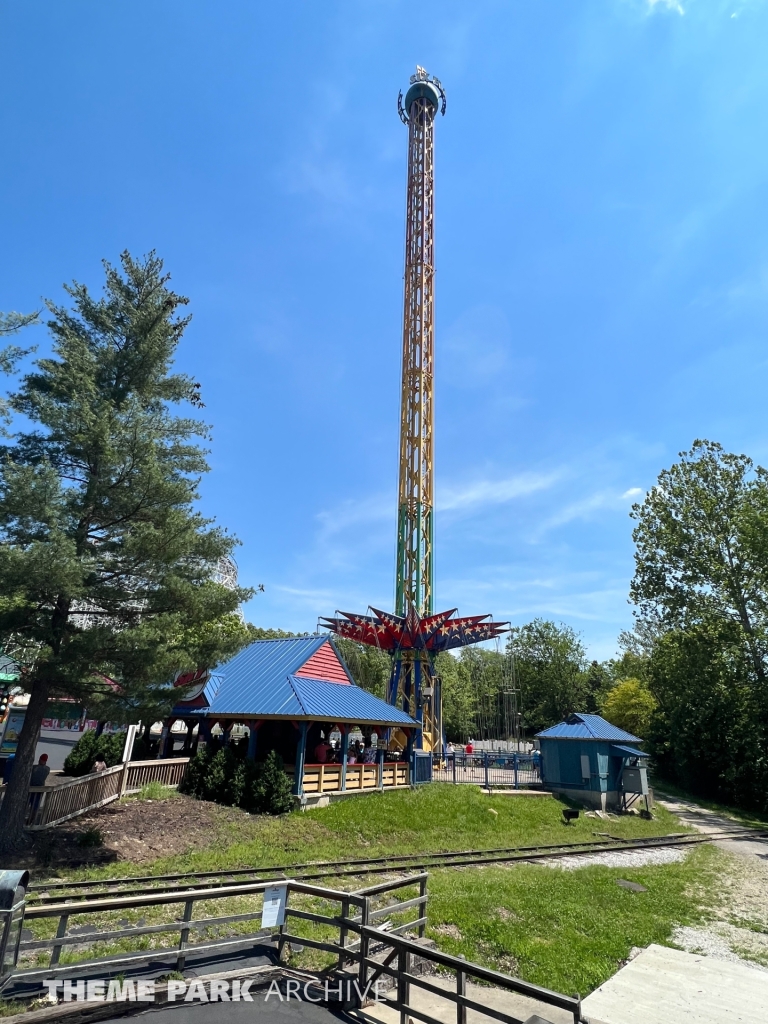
[26,830,705,894]
[29,829,767,907]
[28,833,691,899]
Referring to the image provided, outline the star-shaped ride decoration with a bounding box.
[320,607,509,654]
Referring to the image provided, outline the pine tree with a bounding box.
[0,252,252,851]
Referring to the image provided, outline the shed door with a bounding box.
[580,754,591,780]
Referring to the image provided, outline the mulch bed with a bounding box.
[0,794,229,872]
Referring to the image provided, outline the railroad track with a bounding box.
[28,828,767,906]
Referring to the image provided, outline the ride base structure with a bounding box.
[323,69,508,753]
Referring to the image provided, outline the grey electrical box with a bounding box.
[622,767,648,795]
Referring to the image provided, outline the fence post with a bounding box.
[484,753,489,791]
[119,761,130,798]
[176,898,194,971]
[514,753,518,790]
[456,955,467,1024]
[452,752,456,784]
[277,890,291,962]
[418,875,427,938]
[338,896,350,970]
[358,897,370,993]
[50,914,69,967]
[31,788,47,827]
[397,946,411,1024]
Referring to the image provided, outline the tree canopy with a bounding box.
[630,439,768,682]
[0,252,253,850]
[600,677,656,739]
[507,619,589,734]
[629,440,768,809]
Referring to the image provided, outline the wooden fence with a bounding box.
[12,871,585,1022]
[124,757,189,792]
[0,757,190,831]
[301,760,409,796]
[17,872,427,978]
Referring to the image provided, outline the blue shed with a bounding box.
[535,714,650,811]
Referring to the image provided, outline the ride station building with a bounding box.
[167,636,418,805]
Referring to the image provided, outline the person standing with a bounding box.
[313,736,331,764]
[30,754,50,787]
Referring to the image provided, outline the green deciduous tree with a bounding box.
[436,651,476,742]
[334,637,390,699]
[630,440,768,808]
[630,439,768,682]
[0,252,253,851]
[507,619,588,734]
[600,677,657,739]
[646,621,767,807]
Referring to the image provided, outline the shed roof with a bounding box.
[611,744,649,759]
[172,636,416,727]
[536,713,642,743]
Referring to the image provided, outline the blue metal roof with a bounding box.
[172,637,416,726]
[536,713,642,743]
[288,676,416,725]
[611,744,649,759]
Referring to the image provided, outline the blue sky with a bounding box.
[2,1,768,660]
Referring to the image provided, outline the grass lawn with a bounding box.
[426,845,723,996]
[57,783,691,881]
[25,786,730,997]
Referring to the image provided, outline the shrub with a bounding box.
[63,730,125,777]
[179,746,211,799]
[77,826,103,847]
[180,746,293,815]
[254,751,294,815]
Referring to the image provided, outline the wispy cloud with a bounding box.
[437,471,562,512]
[534,487,643,536]
[647,0,685,14]
[316,494,392,538]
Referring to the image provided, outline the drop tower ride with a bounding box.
[321,69,508,753]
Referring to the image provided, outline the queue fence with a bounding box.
[431,752,541,788]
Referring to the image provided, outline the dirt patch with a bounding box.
[68,795,227,864]
[432,922,462,939]
[496,906,519,921]
[0,794,248,872]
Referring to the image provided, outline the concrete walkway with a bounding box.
[581,943,768,1024]
[353,975,576,1024]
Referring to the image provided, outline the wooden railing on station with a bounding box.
[125,757,189,791]
[0,757,190,831]
[302,760,409,796]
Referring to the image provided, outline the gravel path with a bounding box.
[654,794,768,971]
[542,847,687,870]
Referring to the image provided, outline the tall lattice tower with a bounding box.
[395,66,445,618]
[321,69,508,754]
